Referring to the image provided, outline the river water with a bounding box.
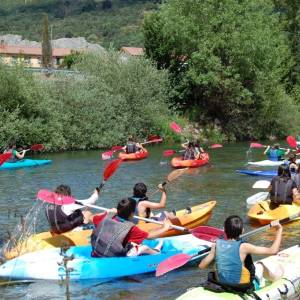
[0,143,299,299]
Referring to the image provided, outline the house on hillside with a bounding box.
[0,41,71,68]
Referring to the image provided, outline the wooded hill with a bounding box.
[0,0,160,48]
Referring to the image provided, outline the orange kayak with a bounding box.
[248,200,300,225]
[118,149,148,161]
[4,200,216,259]
[171,153,210,168]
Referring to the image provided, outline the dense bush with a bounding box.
[143,0,300,140]
[0,51,176,151]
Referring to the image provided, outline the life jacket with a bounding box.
[215,239,251,284]
[91,214,134,257]
[270,176,294,206]
[126,142,137,154]
[130,196,150,224]
[44,203,84,234]
[6,149,17,163]
[268,149,280,161]
[182,148,195,160]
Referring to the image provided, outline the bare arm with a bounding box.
[139,185,167,210]
[15,150,25,159]
[199,244,216,269]
[147,219,172,239]
[285,149,290,155]
[263,145,270,155]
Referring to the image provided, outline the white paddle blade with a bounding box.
[246,192,269,206]
[252,180,271,189]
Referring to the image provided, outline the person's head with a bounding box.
[273,143,280,150]
[128,135,134,142]
[133,182,147,197]
[289,153,296,163]
[277,164,291,178]
[188,142,194,148]
[224,215,244,239]
[117,198,136,220]
[8,144,16,150]
[54,185,71,196]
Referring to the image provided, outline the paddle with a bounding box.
[24,144,44,152]
[287,136,298,149]
[148,168,189,197]
[37,159,122,204]
[156,211,300,277]
[210,144,223,149]
[250,143,267,148]
[0,152,12,167]
[252,180,271,189]
[170,122,182,134]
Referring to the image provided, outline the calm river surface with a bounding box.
[0,142,299,299]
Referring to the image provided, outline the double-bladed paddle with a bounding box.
[156,211,300,277]
[287,136,298,149]
[24,144,45,152]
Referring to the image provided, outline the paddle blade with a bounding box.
[170,122,182,134]
[210,144,223,149]
[103,159,122,181]
[163,150,177,157]
[111,146,123,152]
[191,226,225,242]
[252,180,271,189]
[148,135,161,142]
[156,253,192,277]
[287,136,297,148]
[167,168,188,182]
[30,144,44,151]
[0,153,12,166]
[101,150,113,160]
[250,143,264,148]
[36,189,75,205]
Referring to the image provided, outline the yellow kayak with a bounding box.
[247,200,300,225]
[4,200,216,259]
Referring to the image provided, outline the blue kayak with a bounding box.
[0,159,52,170]
[0,235,211,281]
[236,169,276,177]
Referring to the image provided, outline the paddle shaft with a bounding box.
[75,201,188,232]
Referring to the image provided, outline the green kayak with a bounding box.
[177,245,300,300]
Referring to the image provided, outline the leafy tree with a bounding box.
[144,0,300,139]
[41,14,52,68]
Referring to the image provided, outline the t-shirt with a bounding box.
[93,213,149,245]
[266,149,285,160]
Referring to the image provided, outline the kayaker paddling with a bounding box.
[181,141,196,160]
[123,136,145,154]
[199,215,283,294]
[44,184,99,234]
[91,198,172,257]
[263,144,289,161]
[4,144,25,162]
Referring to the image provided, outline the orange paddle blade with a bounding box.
[103,159,122,181]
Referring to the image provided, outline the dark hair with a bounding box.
[54,185,72,196]
[133,182,147,197]
[224,215,243,239]
[273,143,280,149]
[289,153,296,162]
[188,142,194,148]
[277,165,291,179]
[117,198,136,219]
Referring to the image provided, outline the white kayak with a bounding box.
[247,159,300,167]
[246,192,269,207]
[176,245,300,300]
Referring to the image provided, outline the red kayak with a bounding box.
[118,149,149,161]
[171,153,210,168]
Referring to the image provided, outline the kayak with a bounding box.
[247,200,300,225]
[237,169,276,177]
[3,201,217,259]
[176,245,300,300]
[246,192,269,207]
[171,153,209,168]
[118,149,148,161]
[0,234,212,281]
[0,159,52,170]
[247,159,300,167]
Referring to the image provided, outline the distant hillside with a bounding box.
[0,0,160,48]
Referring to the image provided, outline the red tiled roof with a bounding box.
[121,47,144,56]
[0,45,72,57]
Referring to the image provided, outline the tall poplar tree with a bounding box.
[42,14,52,68]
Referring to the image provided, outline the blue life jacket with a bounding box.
[268,149,279,161]
[126,142,137,154]
[216,239,249,284]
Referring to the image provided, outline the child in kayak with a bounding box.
[199,215,283,291]
[181,141,196,160]
[194,140,205,159]
[4,144,25,162]
[91,198,172,257]
[263,144,290,161]
[123,136,145,154]
[288,153,298,173]
[44,184,99,234]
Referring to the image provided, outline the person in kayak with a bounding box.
[4,144,25,162]
[268,165,298,209]
[288,153,298,173]
[123,136,145,154]
[181,141,196,160]
[44,184,99,234]
[91,198,172,257]
[199,215,282,291]
[263,144,290,161]
[194,140,205,159]
[131,182,176,222]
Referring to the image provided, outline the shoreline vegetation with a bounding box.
[1,0,300,151]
